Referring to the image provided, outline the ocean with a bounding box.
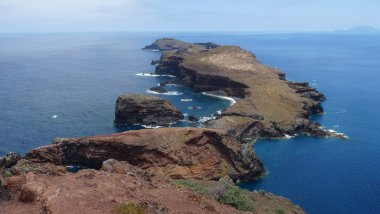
[0,32,379,214]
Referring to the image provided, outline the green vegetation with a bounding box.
[174,179,208,195]
[276,208,285,214]
[0,169,13,178]
[174,179,253,212]
[218,185,252,211]
[113,203,144,214]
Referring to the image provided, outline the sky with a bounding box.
[0,0,379,32]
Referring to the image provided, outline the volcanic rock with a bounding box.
[114,94,183,126]
[0,152,21,169]
[149,86,168,93]
[150,60,160,65]
[188,115,199,122]
[25,128,264,181]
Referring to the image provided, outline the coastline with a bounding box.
[201,91,237,106]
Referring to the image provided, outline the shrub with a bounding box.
[218,185,252,211]
[276,208,285,214]
[174,179,208,195]
[113,203,144,214]
[174,179,253,212]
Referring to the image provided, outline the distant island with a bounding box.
[335,25,379,34]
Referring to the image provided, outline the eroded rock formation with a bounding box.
[114,94,184,126]
[25,128,264,181]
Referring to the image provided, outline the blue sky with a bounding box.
[0,0,379,32]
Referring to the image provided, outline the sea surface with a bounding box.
[0,32,379,214]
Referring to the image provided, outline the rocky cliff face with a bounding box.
[25,128,264,181]
[146,39,346,141]
[114,94,184,126]
[0,128,305,214]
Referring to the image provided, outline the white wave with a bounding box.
[198,115,216,123]
[181,99,193,102]
[216,110,222,115]
[327,129,343,134]
[52,115,58,119]
[284,134,295,139]
[146,89,183,96]
[188,106,202,110]
[183,113,188,117]
[141,125,162,129]
[136,73,175,77]
[326,129,348,139]
[201,92,236,106]
[166,84,177,87]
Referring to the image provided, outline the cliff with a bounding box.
[25,128,264,181]
[114,94,184,126]
[0,128,305,213]
[145,38,345,141]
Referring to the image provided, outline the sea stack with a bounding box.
[114,94,184,126]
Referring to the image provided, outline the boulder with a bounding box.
[0,152,21,169]
[148,86,168,94]
[188,115,199,122]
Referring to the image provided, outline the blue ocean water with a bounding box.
[0,32,379,214]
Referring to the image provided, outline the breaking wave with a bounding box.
[201,92,236,106]
[136,73,175,77]
[146,89,183,96]
[181,99,193,102]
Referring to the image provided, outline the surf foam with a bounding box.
[201,92,236,106]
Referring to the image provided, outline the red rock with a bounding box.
[26,128,264,181]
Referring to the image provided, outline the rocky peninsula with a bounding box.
[145,38,345,141]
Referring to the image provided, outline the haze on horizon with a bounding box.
[0,0,379,33]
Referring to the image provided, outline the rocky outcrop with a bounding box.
[148,86,168,93]
[143,38,219,51]
[9,159,66,176]
[146,38,345,140]
[0,152,21,169]
[189,115,199,122]
[114,94,184,126]
[150,59,160,65]
[25,128,264,181]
